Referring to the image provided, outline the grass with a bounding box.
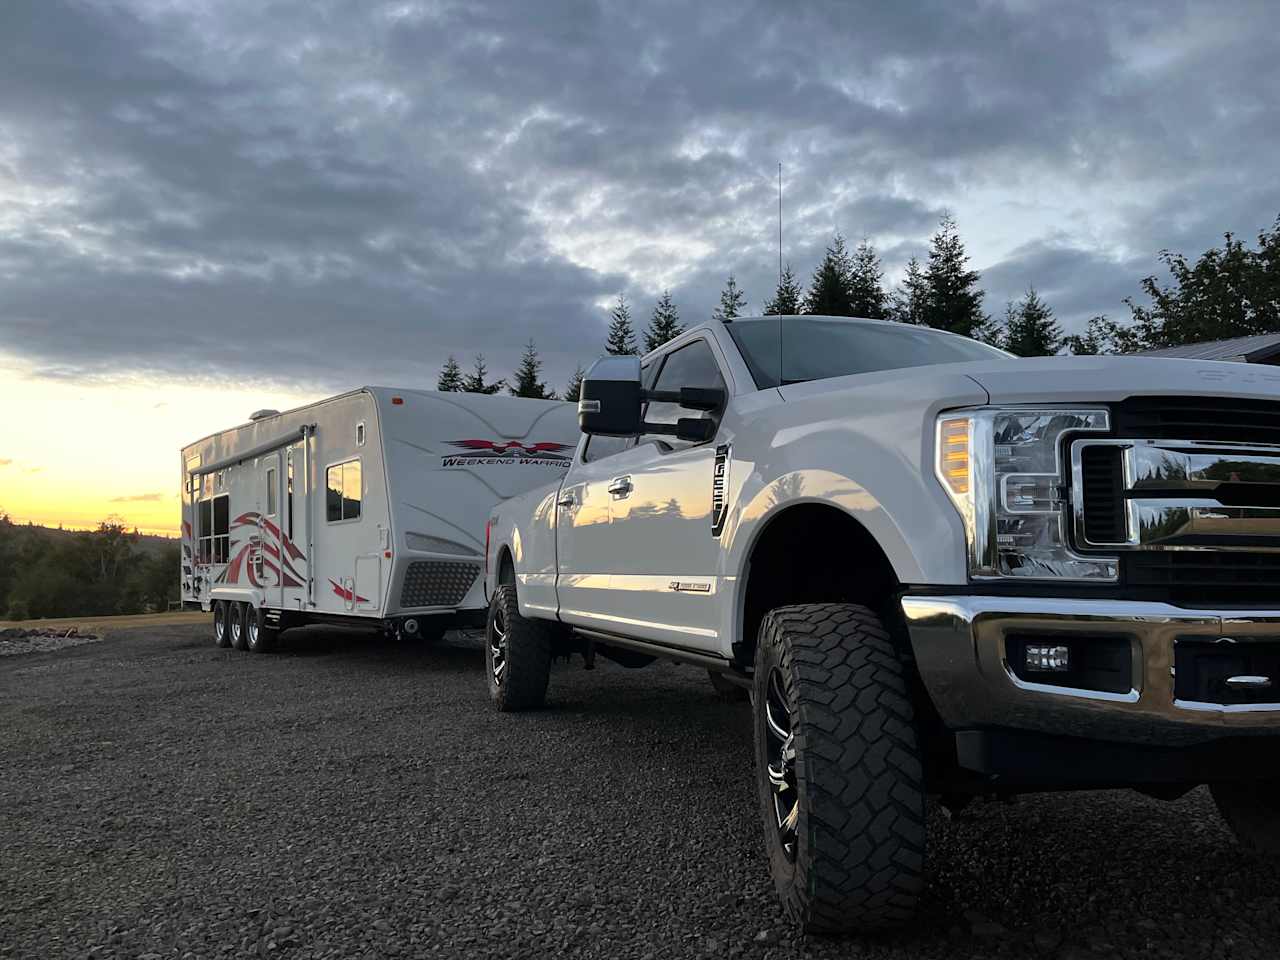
[0,611,211,632]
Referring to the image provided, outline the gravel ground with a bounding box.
[0,629,103,657]
[2,622,1279,960]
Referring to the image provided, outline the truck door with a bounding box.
[602,337,728,653]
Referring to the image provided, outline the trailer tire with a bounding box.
[247,606,276,653]
[485,585,551,711]
[708,669,750,702]
[230,602,250,651]
[1211,782,1280,854]
[753,603,926,933]
[213,601,232,648]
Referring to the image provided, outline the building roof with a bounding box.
[1136,332,1280,363]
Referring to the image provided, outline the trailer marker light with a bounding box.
[1024,643,1070,672]
[391,396,404,405]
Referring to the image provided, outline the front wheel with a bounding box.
[485,585,552,711]
[753,603,926,933]
[1211,782,1280,854]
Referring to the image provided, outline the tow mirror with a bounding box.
[675,418,716,443]
[578,356,643,436]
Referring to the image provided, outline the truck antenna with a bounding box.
[777,162,783,305]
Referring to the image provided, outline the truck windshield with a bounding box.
[725,316,1009,388]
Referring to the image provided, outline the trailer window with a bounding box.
[326,458,362,522]
[287,456,294,538]
[197,498,212,562]
[199,494,229,563]
[266,467,277,516]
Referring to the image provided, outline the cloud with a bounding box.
[109,493,164,503]
[0,0,1278,386]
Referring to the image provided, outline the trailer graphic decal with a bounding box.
[441,439,572,468]
[329,578,370,604]
[212,512,307,589]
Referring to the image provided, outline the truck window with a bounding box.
[583,434,632,462]
[326,459,362,522]
[643,339,725,448]
[266,467,277,516]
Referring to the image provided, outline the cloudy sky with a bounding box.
[2,0,1279,531]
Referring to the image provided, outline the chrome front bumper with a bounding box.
[901,595,1280,746]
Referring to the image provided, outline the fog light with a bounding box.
[1025,644,1070,672]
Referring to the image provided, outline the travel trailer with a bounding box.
[180,387,577,651]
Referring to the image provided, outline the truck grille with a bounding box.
[399,560,480,608]
[1075,396,1280,604]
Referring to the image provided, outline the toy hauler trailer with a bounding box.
[180,386,578,651]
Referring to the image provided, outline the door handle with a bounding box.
[557,493,576,508]
[608,476,633,498]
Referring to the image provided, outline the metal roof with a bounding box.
[1136,332,1280,363]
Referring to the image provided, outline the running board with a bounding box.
[571,627,748,679]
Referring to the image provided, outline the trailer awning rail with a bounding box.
[189,424,313,477]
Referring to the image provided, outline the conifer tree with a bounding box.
[605,294,638,355]
[563,364,585,403]
[890,257,929,325]
[509,339,555,399]
[643,290,684,352]
[802,234,856,316]
[1001,287,1063,357]
[763,263,803,315]
[922,214,991,339]
[847,240,889,319]
[436,355,464,392]
[461,354,504,395]
[712,275,748,322]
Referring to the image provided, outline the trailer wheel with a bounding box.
[212,601,232,648]
[485,585,552,711]
[230,602,250,651]
[1211,782,1280,854]
[753,603,926,933]
[247,606,276,653]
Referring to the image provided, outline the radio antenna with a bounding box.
[777,162,783,298]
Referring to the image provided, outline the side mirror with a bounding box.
[578,356,643,437]
[675,418,716,443]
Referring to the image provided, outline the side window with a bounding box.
[583,434,632,463]
[212,494,229,563]
[266,467,277,516]
[197,498,212,563]
[326,459,362,522]
[643,340,725,448]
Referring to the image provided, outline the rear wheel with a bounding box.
[485,585,552,711]
[1211,782,1280,854]
[230,602,250,652]
[753,603,926,933]
[212,601,231,648]
[247,606,275,653]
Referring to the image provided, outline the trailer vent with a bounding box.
[399,560,481,608]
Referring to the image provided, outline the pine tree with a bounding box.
[563,364,585,402]
[712,275,748,322]
[890,257,929,325]
[802,234,856,316]
[1001,287,1063,357]
[605,294,638,355]
[461,354,504,395]
[763,263,803,315]
[643,290,684,352]
[847,239,888,319]
[509,340,555,399]
[436,355,464,392]
[922,215,991,339]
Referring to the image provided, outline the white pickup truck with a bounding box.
[483,314,1280,932]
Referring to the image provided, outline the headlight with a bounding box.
[936,407,1117,581]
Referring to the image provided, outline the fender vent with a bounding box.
[399,560,480,608]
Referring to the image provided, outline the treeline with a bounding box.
[0,514,179,621]
[436,212,1280,394]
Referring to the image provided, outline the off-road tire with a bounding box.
[213,601,232,648]
[708,669,750,702]
[1211,782,1280,854]
[486,585,552,711]
[753,603,926,933]
[248,606,276,653]
[230,602,250,652]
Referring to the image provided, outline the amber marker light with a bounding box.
[939,417,972,495]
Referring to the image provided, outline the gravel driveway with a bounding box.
[2,622,1278,959]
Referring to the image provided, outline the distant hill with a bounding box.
[6,522,178,558]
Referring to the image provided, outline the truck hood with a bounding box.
[959,355,1280,405]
